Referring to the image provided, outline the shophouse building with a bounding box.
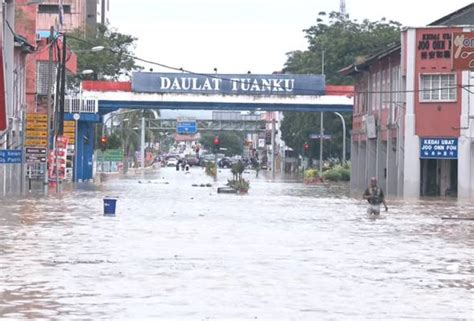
[341,3,474,199]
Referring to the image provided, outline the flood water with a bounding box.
[0,167,473,320]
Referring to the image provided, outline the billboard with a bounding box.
[452,32,474,71]
[132,72,325,96]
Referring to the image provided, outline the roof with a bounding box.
[429,2,474,26]
[339,43,401,76]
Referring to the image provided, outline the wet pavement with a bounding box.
[0,167,473,320]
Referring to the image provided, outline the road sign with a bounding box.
[176,121,197,134]
[26,147,47,163]
[73,113,80,121]
[0,150,22,164]
[97,149,124,162]
[309,133,332,140]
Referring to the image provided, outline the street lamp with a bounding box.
[333,112,346,164]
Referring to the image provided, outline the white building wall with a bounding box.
[403,29,420,198]
[458,70,474,200]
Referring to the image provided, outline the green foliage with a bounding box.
[199,132,245,156]
[280,112,351,161]
[228,178,250,192]
[281,12,401,160]
[304,169,318,179]
[69,24,142,84]
[205,162,217,178]
[322,165,351,182]
[106,132,122,150]
[284,11,401,85]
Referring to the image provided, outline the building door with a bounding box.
[420,159,458,197]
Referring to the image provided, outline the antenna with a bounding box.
[340,0,346,16]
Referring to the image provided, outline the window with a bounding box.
[420,74,456,102]
[38,5,71,14]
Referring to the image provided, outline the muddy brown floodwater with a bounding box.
[0,167,473,320]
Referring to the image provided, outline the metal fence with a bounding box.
[65,98,98,113]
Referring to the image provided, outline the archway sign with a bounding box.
[81,72,353,114]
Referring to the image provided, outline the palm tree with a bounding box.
[110,109,160,173]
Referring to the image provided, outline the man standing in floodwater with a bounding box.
[363,177,388,215]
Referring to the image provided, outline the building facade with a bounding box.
[343,4,474,200]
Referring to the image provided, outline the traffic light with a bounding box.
[303,142,309,154]
[213,136,220,152]
[99,135,108,151]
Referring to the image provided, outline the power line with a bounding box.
[65,33,474,96]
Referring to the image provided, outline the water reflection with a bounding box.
[0,167,472,320]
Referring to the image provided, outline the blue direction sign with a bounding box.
[177,121,197,134]
[0,149,23,164]
[420,138,458,159]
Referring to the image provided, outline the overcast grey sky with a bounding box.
[109,0,472,74]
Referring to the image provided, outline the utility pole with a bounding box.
[271,117,276,178]
[101,0,106,25]
[141,115,145,169]
[319,112,324,176]
[44,26,55,195]
[55,33,66,191]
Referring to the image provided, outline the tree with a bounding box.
[281,12,401,162]
[199,132,245,156]
[68,24,142,83]
[106,109,160,173]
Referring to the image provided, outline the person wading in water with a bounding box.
[363,177,388,215]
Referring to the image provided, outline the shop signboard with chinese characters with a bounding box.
[420,137,458,159]
[48,136,69,180]
[452,32,474,70]
[417,32,452,61]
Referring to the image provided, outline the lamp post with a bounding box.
[333,112,346,164]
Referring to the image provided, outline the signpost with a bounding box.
[420,138,458,159]
[25,113,48,148]
[25,147,47,163]
[97,149,124,162]
[176,118,197,134]
[0,150,22,164]
[309,133,332,140]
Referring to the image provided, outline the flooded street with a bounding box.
[0,167,473,320]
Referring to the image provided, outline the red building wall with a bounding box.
[414,27,462,138]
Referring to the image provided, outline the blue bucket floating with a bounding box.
[103,197,117,216]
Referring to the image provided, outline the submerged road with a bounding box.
[0,167,473,320]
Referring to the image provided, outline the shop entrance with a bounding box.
[420,159,458,197]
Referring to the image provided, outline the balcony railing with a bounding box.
[65,97,98,114]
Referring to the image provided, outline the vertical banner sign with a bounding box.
[0,46,7,132]
[452,32,474,70]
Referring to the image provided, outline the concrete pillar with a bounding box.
[458,70,474,200]
[350,139,359,190]
[368,139,377,179]
[403,29,420,198]
[458,137,472,199]
[360,141,367,189]
[387,137,398,195]
[378,140,387,191]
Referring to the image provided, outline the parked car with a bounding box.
[166,157,179,167]
[184,155,199,166]
[218,157,233,168]
[199,154,216,166]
